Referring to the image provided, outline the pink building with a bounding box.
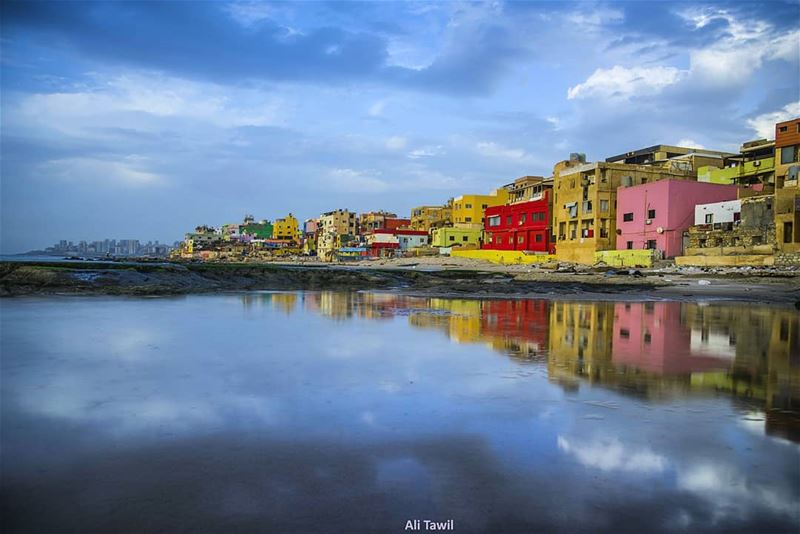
[616,179,738,258]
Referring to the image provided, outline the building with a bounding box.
[359,211,410,233]
[615,180,738,258]
[484,189,553,253]
[241,219,273,239]
[303,219,319,235]
[318,209,358,261]
[452,188,509,227]
[606,144,734,168]
[775,118,800,251]
[394,229,429,250]
[272,213,301,242]
[410,203,452,232]
[431,226,482,248]
[221,223,241,241]
[697,139,775,189]
[551,155,698,264]
[694,199,741,226]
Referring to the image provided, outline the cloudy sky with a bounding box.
[1,1,798,252]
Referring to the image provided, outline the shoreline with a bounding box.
[2,259,799,306]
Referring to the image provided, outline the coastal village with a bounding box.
[175,117,800,269]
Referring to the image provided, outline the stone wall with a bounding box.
[774,251,800,266]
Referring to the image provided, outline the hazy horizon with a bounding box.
[2,0,798,253]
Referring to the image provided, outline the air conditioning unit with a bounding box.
[645,219,652,225]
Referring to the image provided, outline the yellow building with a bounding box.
[410,203,452,231]
[552,155,696,264]
[317,209,358,261]
[272,213,302,242]
[431,226,482,248]
[452,188,508,227]
[775,118,800,252]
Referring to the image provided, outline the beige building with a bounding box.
[410,202,452,232]
[317,209,358,261]
[552,155,696,264]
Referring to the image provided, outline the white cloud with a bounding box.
[40,156,164,187]
[328,168,389,193]
[675,139,706,149]
[476,141,535,163]
[557,436,668,474]
[567,65,686,100]
[408,145,443,159]
[747,102,800,139]
[385,136,408,150]
[368,100,386,117]
[225,1,273,27]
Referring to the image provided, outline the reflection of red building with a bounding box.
[483,190,553,253]
[481,300,550,350]
[612,302,733,375]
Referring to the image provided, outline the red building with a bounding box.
[483,189,553,253]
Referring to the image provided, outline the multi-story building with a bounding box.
[551,154,698,264]
[410,202,452,232]
[452,188,508,227]
[318,209,358,261]
[359,211,410,233]
[605,144,734,169]
[272,213,301,242]
[241,219,273,239]
[697,138,775,189]
[431,226,482,248]
[221,223,241,241]
[615,180,739,258]
[775,118,800,251]
[482,176,553,253]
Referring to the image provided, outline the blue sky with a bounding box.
[1,0,798,252]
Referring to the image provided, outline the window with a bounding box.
[620,329,630,339]
[449,236,455,242]
[623,213,634,222]
[626,241,633,250]
[520,214,527,224]
[600,199,609,212]
[646,240,657,249]
[705,214,713,224]
[488,216,501,227]
[481,204,488,209]
[462,236,469,242]
[465,203,472,209]
[780,144,797,164]
[518,235,524,244]
[779,125,788,132]
[506,216,512,225]
[497,236,503,244]
[465,217,472,222]
[647,209,656,218]
[644,332,652,344]
[785,222,794,243]
[535,234,542,242]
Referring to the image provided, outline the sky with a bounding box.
[1,0,798,253]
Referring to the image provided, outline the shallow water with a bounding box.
[1,292,798,533]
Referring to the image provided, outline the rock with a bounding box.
[697,279,711,285]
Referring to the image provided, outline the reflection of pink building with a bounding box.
[612,302,732,375]
[616,180,738,258]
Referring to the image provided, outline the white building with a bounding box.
[694,200,741,225]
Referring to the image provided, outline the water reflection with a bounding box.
[2,293,799,533]
[246,292,800,442]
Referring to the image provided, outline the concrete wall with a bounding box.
[594,249,653,267]
[675,255,775,266]
[451,249,556,265]
[694,200,741,225]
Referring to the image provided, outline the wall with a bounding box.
[616,180,738,258]
[483,191,551,253]
[451,249,556,265]
[452,189,508,227]
[594,250,653,267]
[431,227,482,248]
[675,255,775,266]
[694,200,741,225]
[697,157,774,184]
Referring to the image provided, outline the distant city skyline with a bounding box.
[2,1,798,253]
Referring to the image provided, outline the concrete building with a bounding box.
[241,219,273,239]
[606,144,734,168]
[410,203,452,231]
[318,209,358,261]
[484,189,553,253]
[552,155,696,264]
[273,213,302,242]
[359,211,409,233]
[694,199,741,226]
[775,118,800,252]
[394,229,429,250]
[615,180,739,258]
[452,189,509,227]
[697,139,775,189]
[431,226,482,248]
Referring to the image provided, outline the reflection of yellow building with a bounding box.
[273,213,302,242]
[547,301,616,385]
[452,189,508,228]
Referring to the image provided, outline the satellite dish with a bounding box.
[656,227,664,234]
